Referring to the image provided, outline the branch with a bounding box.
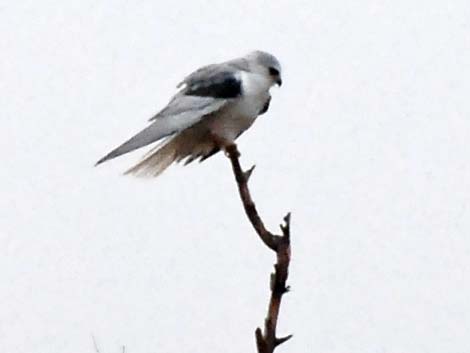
[91,334,100,353]
[225,144,292,353]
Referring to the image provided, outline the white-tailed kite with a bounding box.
[95,50,282,176]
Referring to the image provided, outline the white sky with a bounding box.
[1,1,470,352]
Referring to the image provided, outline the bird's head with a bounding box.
[245,51,282,87]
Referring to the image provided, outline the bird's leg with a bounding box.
[224,144,240,158]
[209,131,240,158]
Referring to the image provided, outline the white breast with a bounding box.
[233,71,271,121]
[240,71,272,96]
[208,71,272,142]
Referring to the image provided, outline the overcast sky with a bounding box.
[1,1,470,352]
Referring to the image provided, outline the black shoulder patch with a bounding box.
[184,72,242,99]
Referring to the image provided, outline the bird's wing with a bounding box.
[95,65,243,166]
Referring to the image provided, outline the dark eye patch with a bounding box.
[269,67,280,76]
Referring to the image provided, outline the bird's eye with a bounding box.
[269,67,280,76]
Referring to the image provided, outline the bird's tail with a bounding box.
[125,126,219,177]
[95,121,176,166]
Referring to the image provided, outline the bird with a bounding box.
[95,50,282,177]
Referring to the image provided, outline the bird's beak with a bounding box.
[276,78,282,87]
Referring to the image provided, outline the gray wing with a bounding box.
[149,62,245,120]
[176,58,248,90]
[95,64,243,166]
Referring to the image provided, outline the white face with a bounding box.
[246,63,282,88]
[247,52,282,87]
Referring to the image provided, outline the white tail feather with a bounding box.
[125,126,217,177]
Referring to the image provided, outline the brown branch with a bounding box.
[225,144,292,353]
[91,335,100,353]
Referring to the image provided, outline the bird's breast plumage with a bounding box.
[207,71,271,142]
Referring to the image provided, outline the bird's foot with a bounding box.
[224,144,240,158]
[209,132,239,158]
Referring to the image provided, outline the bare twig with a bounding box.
[225,144,292,353]
[91,334,100,353]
